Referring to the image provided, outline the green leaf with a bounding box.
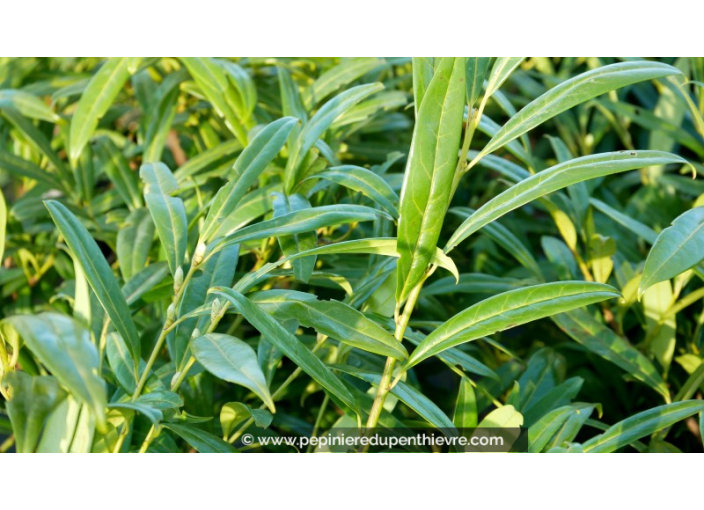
[0,89,60,123]
[590,198,657,244]
[192,333,275,413]
[522,377,584,426]
[122,262,170,306]
[2,109,70,183]
[583,401,704,453]
[278,66,307,121]
[94,137,142,210]
[106,332,144,394]
[465,58,491,108]
[200,117,298,242]
[236,238,458,293]
[36,396,82,453]
[397,57,465,304]
[477,404,523,428]
[484,58,524,99]
[411,57,434,113]
[117,209,155,281]
[528,403,595,453]
[109,401,163,425]
[0,188,5,262]
[250,289,408,360]
[44,200,141,366]
[140,162,188,276]
[208,287,361,415]
[285,82,383,192]
[552,309,669,399]
[306,165,399,218]
[181,57,248,144]
[4,313,107,430]
[446,151,688,252]
[474,61,682,161]
[69,58,137,165]
[0,150,64,190]
[304,58,382,107]
[143,80,180,163]
[210,205,391,257]
[640,207,704,295]
[406,282,620,369]
[163,423,237,453]
[172,244,239,366]
[272,193,317,283]
[220,402,273,438]
[4,372,67,453]
[135,390,183,410]
[453,376,478,428]
[173,139,242,183]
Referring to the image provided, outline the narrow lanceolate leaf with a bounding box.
[69,58,137,165]
[122,262,170,306]
[94,138,142,210]
[306,165,400,218]
[446,151,689,253]
[208,288,361,415]
[639,208,704,295]
[109,402,163,426]
[0,89,61,123]
[250,290,408,360]
[173,139,242,183]
[583,401,704,453]
[484,58,524,99]
[475,61,682,161]
[397,57,466,304]
[304,57,383,107]
[200,117,298,242]
[192,333,275,412]
[285,82,383,192]
[210,205,391,257]
[163,423,236,453]
[465,57,491,108]
[0,151,64,190]
[453,376,478,428]
[552,309,669,399]
[278,66,307,122]
[236,238,459,294]
[140,163,188,276]
[117,208,154,281]
[44,200,141,366]
[406,282,620,369]
[272,193,317,283]
[4,313,107,431]
[412,57,434,113]
[528,404,595,453]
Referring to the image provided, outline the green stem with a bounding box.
[307,393,330,453]
[364,280,423,434]
[113,420,129,453]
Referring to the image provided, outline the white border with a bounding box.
[1,1,698,55]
